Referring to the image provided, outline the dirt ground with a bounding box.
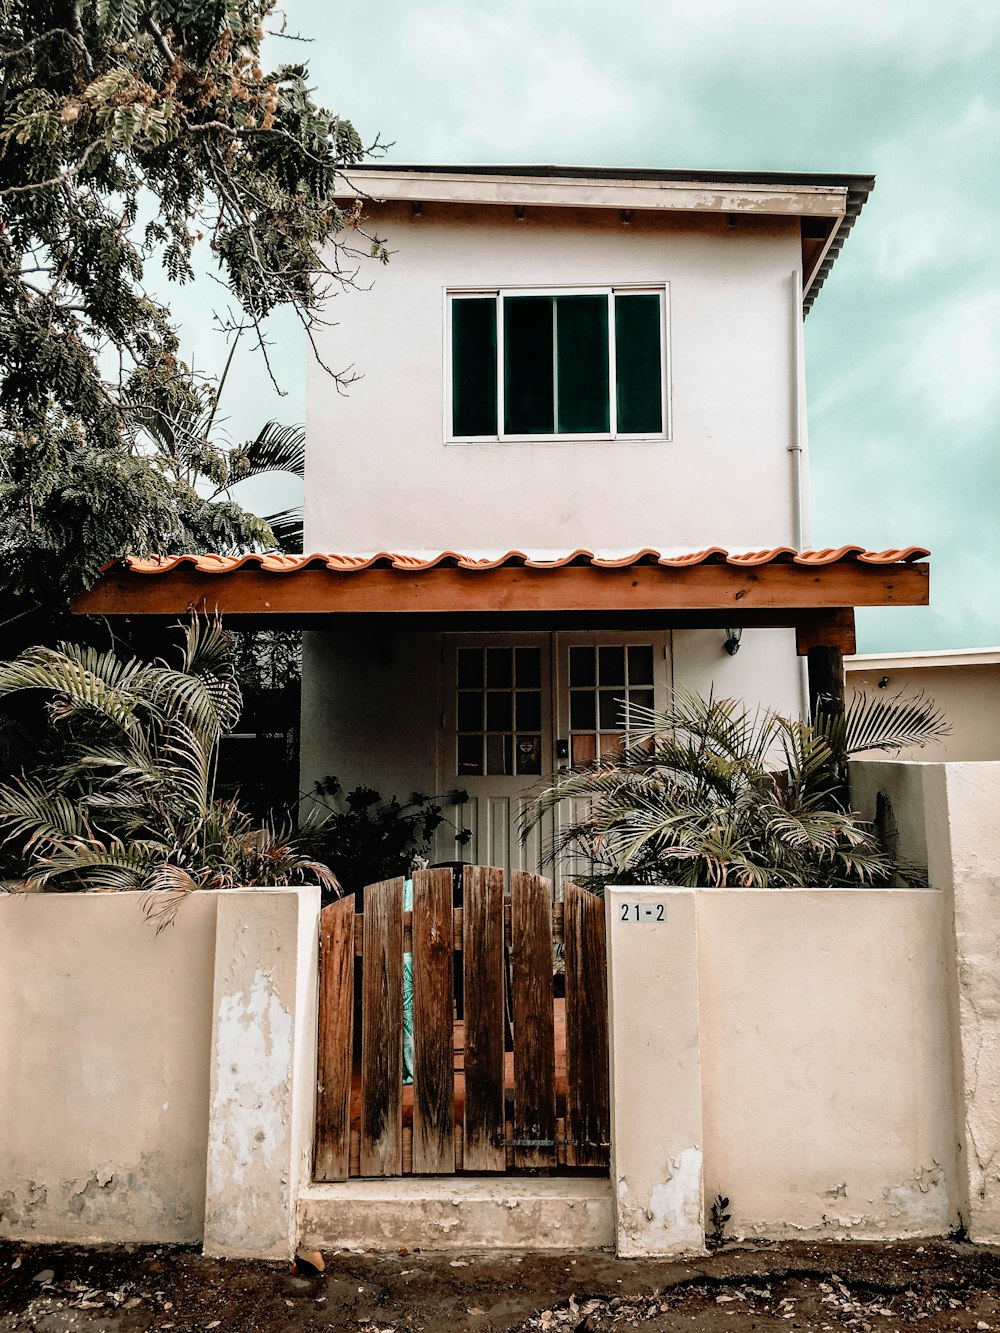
[3,1237,1000,1333]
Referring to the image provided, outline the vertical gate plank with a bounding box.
[463,865,506,1172]
[564,882,610,1168]
[360,878,404,1177]
[510,871,556,1169]
[411,868,456,1174]
[314,895,356,1182]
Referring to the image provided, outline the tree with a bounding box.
[0,617,337,916]
[530,689,950,890]
[0,0,380,623]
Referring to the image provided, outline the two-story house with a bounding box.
[75,165,930,876]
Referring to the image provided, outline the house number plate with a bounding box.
[618,902,666,923]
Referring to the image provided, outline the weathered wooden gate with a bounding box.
[313,867,610,1179]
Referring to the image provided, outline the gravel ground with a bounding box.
[3,1238,1000,1332]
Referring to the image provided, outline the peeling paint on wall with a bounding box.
[205,966,294,1254]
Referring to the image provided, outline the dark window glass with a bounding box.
[515,736,541,775]
[627,645,654,685]
[457,735,483,775]
[504,296,554,434]
[569,646,595,687]
[599,691,623,730]
[515,691,541,731]
[457,647,483,688]
[556,295,610,434]
[457,691,481,732]
[570,690,596,730]
[486,734,513,775]
[514,647,541,688]
[452,299,497,437]
[598,646,625,685]
[615,293,663,434]
[630,689,654,714]
[486,692,513,731]
[486,647,513,688]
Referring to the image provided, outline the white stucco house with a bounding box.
[76,164,930,877]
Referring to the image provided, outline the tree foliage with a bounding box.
[0,0,375,615]
[0,617,337,917]
[530,689,950,890]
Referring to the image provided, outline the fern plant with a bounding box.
[0,619,336,918]
[530,689,949,890]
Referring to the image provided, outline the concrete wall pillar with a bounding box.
[930,763,1000,1243]
[605,888,705,1258]
[203,886,321,1260]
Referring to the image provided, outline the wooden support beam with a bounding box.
[795,608,856,656]
[807,645,846,723]
[72,560,930,619]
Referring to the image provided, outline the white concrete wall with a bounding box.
[0,892,220,1244]
[672,627,803,718]
[300,629,440,802]
[698,888,959,1239]
[0,887,321,1259]
[306,204,803,553]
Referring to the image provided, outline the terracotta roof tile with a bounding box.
[116,547,930,576]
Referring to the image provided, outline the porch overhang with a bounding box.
[71,546,930,657]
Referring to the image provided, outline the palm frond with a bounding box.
[241,422,305,478]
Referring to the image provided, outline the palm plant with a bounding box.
[0,619,336,920]
[530,689,950,890]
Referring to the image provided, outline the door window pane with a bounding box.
[556,295,610,434]
[504,296,555,434]
[516,691,541,730]
[515,736,541,775]
[599,691,623,729]
[615,293,663,434]
[458,735,483,775]
[570,690,596,731]
[452,298,498,437]
[456,645,543,778]
[598,646,625,686]
[486,691,513,731]
[457,691,481,732]
[486,647,513,688]
[486,734,514,776]
[568,642,656,764]
[627,645,654,685]
[569,645,595,687]
[515,647,541,688]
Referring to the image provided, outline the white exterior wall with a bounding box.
[305,204,803,553]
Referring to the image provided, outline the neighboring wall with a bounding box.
[305,204,803,553]
[847,652,1000,761]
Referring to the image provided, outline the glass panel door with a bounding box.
[438,633,554,881]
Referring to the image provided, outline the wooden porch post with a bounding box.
[806,645,846,725]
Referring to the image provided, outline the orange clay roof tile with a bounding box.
[115,547,930,576]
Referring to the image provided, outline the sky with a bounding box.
[168,0,1000,654]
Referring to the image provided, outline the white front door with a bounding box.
[435,631,670,884]
[436,633,554,877]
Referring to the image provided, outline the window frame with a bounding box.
[445,283,672,445]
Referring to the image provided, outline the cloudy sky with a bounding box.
[172,0,999,653]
